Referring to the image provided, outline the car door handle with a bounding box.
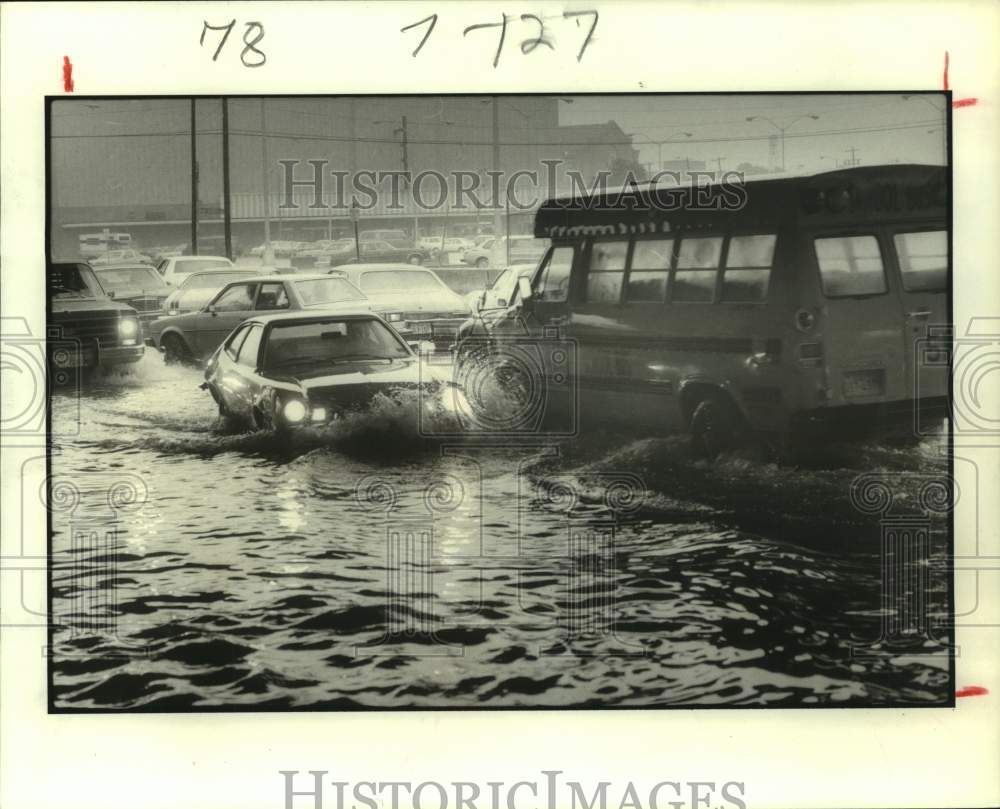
[907,309,932,319]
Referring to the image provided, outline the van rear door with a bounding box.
[891,228,949,402]
[812,233,908,406]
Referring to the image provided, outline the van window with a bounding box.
[673,237,722,302]
[536,246,574,302]
[894,230,947,292]
[626,239,673,302]
[586,241,628,303]
[815,235,887,297]
[722,234,776,302]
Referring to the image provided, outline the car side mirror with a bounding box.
[517,276,533,302]
[496,297,507,308]
[207,304,217,316]
[107,290,116,299]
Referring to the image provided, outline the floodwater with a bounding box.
[49,354,953,710]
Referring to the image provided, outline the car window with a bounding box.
[894,230,947,292]
[95,267,165,289]
[815,235,887,297]
[263,318,410,368]
[256,282,291,311]
[212,283,256,311]
[627,239,673,303]
[175,258,232,276]
[672,237,723,302]
[294,277,366,305]
[535,246,575,303]
[236,325,264,367]
[225,325,251,360]
[721,234,776,302]
[586,241,628,303]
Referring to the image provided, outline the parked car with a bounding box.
[161,269,263,315]
[48,262,144,371]
[90,248,154,266]
[90,263,171,326]
[202,311,459,432]
[148,273,400,363]
[490,235,549,268]
[462,237,497,268]
[335,264,471,349]
[155,255,234,285]
[359,229,410,245]
[292,238,356,270]
[331,240,429,267]
[248,240,302,258]
[464,264,536,311]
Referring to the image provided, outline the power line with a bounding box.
[50,118,943,147]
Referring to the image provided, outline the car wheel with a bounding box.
[475,257,489,269]
[161,334,191,365]
[689,393,746,459]
[408,253,424,266]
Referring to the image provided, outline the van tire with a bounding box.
[408,253,423,265]
[689,392,747,459]
[161,334,191,365]
[475,257,489,269]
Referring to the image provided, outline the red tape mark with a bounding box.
[63,56,74,93]
[956,685,989,698]
[945,51,978,108]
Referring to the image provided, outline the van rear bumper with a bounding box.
[789,396,949,439]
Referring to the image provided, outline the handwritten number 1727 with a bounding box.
[200,20,267,67]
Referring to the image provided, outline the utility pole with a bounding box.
[492,97,503,242]
[712,156,725,175]
[259,98,272,263]
[393,115,410,177]
[845,146,860,167]
[190,98,198,256]
[221,98,232,261]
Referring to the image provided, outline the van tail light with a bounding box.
[798,342,824,366]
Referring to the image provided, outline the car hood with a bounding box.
[107,287,169,300]
[360,289,468,314]
[266,357,452,410]
[51,298,134,314]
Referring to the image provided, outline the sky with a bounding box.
[559,93,947,172]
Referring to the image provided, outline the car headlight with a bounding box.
[386,312,403,322]
[283,399,307,423]
[310,406,326,422]
[119,317,138,337]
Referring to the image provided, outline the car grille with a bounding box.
[123,295,165,313]
[51,312,121,345]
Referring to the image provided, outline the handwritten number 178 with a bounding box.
[200,20,266,67]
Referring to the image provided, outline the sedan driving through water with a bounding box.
[201,311,460,432]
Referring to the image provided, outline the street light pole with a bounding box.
[492,96,503,244]
[259,98,272,262]
[190,98,198,256]
[746,114,819,172]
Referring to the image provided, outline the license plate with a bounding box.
[843,369,885,398]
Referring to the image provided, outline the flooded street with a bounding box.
[49,353,953,710]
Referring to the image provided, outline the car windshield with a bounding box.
[263,318,410,368]
[173,258,232,276]
[95,267,165,289]
[50,265,103,299]
[180,271,255,290]
[294,278,366,305]
[359,270,443,293]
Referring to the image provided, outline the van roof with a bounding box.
[535,164,947,237]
